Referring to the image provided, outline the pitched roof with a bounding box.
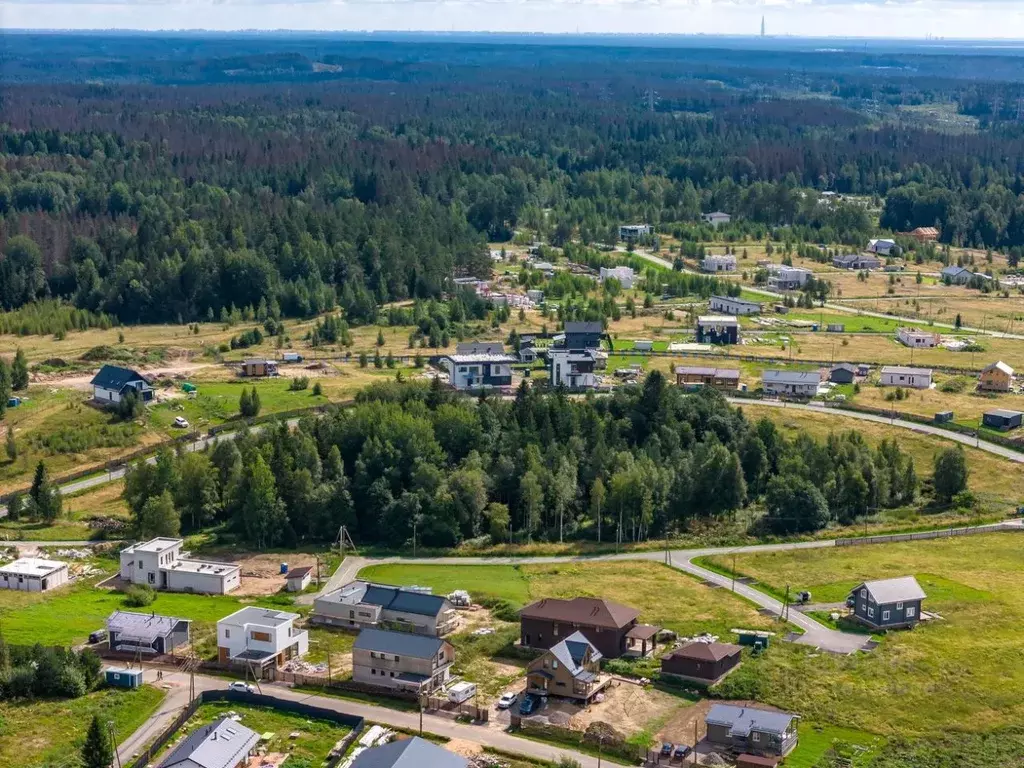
[675,366,740,379]
[455,342,506,355]
[90,364,149,391]
[285,566,313,579]
[763,370,821,385]
[710,295,761,308]
[853,576,927,604]
[157,718,258,768]
[548,630,602,674]
[705,704,797,737]
[698,315,739,325]
[667,641,742,663]
[983,361,1014,376]
[107,610,189,641]
[353,628,446,659]
[333,581,450,617]
[563,321,603,335]
[520,596,640,629]
[351,737,468,768]
[831,363,857,373]
[881,366,932,376]
[941,265,970,276]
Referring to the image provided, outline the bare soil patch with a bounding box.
[214,552,321,597]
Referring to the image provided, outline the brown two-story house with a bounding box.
[526,631,610,702]
[519,596,658,659]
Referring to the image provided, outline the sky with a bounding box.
[5,0,1024,40]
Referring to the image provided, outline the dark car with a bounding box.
[672,745,691,761]
[519,694,538,716]
[660,743,674,758]
[88,630,107,644]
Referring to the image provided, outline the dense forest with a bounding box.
[3,35,1024,325]
[115,376,918,548]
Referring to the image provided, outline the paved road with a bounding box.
[732,398,1024,463]
[118,668,602,768]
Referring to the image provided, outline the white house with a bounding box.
[701,254,737,273]
[119,538,241,595]
[762,370,822,397]
[710,295,762,316]
[619,224,652,241]
[768,266,812,290]
[439,352,515,391]
[880,366,933,389]
[217,606,309,670]
[0,557,69,592]
[600,266,636,289]
[701,212,731,228]
[896,328,939,348]
[90,365,154,405]
[549,348,600,389]
[526,289,545,304]
[868,238,897,256]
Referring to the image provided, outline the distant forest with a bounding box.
[3,34,1024,323]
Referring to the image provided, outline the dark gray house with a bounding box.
[106,610,191,655]
[829,364,857,384]
[704,704,799,757]
[696,316,739,345]
[455,341,506,356]
[351,737,468,768]
[561,321,604,350]
[90,365,154,405]
[848,576,926,630]
[982,409,1023,431]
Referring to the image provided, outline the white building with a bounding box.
[880,366,933,389]
[619,224,652,241]
[701,254,737,273]
[217,606,309,670]
[701,212,731,228]
[439,352,515,391]
[599,266,636,289]
[868,238,897,256]
[119,538,241,595]
[549,348,600,389]
[710,295,762,316]
[768,266,813,290]
[896,328,939,348]
[527,289,545,304]
[90,365,154,406]
[0,557,69,592]
[762,370,822,398]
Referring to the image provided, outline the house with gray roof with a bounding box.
[107,610,190,655]
[352,628,454,693]
[351,737,468,768]
[848,576,926,630]
[704,704,799,757]
[762,370,821,398]
[90,365,153,405]
[311,581,458,636]
[525,630,611,702]
[157,718,259,768]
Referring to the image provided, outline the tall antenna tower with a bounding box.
[761,16,766,37]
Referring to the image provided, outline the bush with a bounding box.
[939,376,970,393]
[289,376,310,391]
[123,584,156,607]
[312,382,323,396]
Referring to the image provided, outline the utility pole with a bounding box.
[783,584,790,622]
[732,552,737,592]
[412,519,418,559]
[108,721,123,768]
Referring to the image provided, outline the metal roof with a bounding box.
[698,315,739,325]
[520,596,640,629]
[442,353,516,364]
[353,628,446,659]
[548,631,601,675]
[286,566,313,579]
[454,342,506,355]
[107,610,189,642]
[675,366,740,379]
[351,737,468,768]
[322,581,450,618]
[157,717,259,768]
[711,295,761,308]
[667,641,741,662]
[854,576,927,604]
[705,704,797,737]
[983,361,1014,375]
[986,409,1024,419]
[881,366,933,376]
[563,321,603,335]
[763,370,821,385]
[90,365,150,391]
[0,557,67,577]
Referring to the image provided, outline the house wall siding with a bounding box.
[520,617,630,659]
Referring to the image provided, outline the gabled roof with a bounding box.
[107,610,189,641]
[520,596,640,629]
[667,641,742,663]
[852,576,927,604]
[351,737,468,768]
[711,295,761,308]
[563,321,603,335]
[158,718,259,768]
[762,370,821,385]
[983,361,1014,376]
[353,628,446,659]
[327,581,450,617]
[549,630,601,675]
[941,265,970,277]
[705,704,797,737]
[90,365,149,391]
[831,363,857,373]
[881,366,932,376]
[455,342,506,356]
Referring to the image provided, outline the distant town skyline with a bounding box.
[5,1,1024,41]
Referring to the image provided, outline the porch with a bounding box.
[624,624,661,658]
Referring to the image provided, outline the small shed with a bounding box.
[105,667,143,689]
[934,411,954,424]
[734,629,774,650]
[737,755,781,768]
[633,340,654,352]
[982,409,1023,431]
[285,566,313,592]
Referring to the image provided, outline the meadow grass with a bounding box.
[785,723,885,768]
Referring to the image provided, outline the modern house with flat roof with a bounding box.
[600,266,635,289]
[897,327,939,348]
[548,348,600,389]
[311,581,459,636]
[702,254,737,273]
[0,557,69,593]
[768,266,812,290]
[119,538,241,594]
[880,366,933,389]
[983,409,1023,431]
[526,631,611,703]
[351,628,454,693]
[90,365,154,405]
[520,596,659,659]
[705,704,799,757]
[619,224,653,241]
[107,610,191,655]
[157,718,259,768]
[762,370,821,398]
[351,736,468,768]
[240,358,278,377]
[833,254,881,270]
[701,211,731,227]
[696,315,739,345]
[439,351,515,391]
[848,576,926,630]
[710,295,761,316]
[217,606,308,671]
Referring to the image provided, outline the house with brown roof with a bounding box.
[519,597,660,659]
[661,641,742,684]
[909,226,939,242]
[525,631,611,702]
[675,366,740,392]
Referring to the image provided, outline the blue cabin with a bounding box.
[105,667,143,689]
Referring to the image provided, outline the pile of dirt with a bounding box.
[445,739,484,758]
[583,721,626,748]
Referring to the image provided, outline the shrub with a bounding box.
[289,376,310,391]
[939,376,970,393]
[312,382,323,396]
[123,584,156,607]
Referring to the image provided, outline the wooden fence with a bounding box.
[835,522,1021,547]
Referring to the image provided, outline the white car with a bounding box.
[228,681,255,693]
[496,692,518,709]
[173,416,190,428]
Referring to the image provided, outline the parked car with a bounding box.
[88,629,107,644]
[660,743,674,758]
[227,681,255,693]
[518,694,539,716]
[173,416,190,428]
[672,745,691,761]
[497,692,518,709]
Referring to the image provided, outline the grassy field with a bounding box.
[740,403,1024,510]
[158,701,351,765]
[785,723,885,768]
[705,532,1024,737]
[0,684,165,768]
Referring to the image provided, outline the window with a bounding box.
[553,624,559,637]
[867,607,874,618]
[395,656,401,663]
[370,652,377,659]
[390,671,394,677]
[882,611,890,621]
[896,602,903,610]
[751,733,760,743]
[251,631,271,642]
[907,607,916,618]
[860,589,866,598]
[148,573,155,584]
[371,669,377,675]
[552,660,558,669]
[225,629,231,639]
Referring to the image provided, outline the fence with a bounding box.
[835,522,1022,547]
[125,689,365,768]
[268,669,421,703]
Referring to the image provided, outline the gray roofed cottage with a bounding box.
[157,717,259,768]
[704,704,799,757]
[311,580,458,635]
[351,629,454,693]
[526,630,611,702]
[848,576,926,630]
[351,737,468,768]
[354,628,446,659]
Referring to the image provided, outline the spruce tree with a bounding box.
[11,348,28,391]
[81,714,113,768]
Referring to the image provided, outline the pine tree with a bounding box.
[6,494,22,521]
[5,429,15,462]
[239,387,252,417]
[11,348,28,391]
[29,460,48,506]
[250,386,261,417]
[81,715,113,768]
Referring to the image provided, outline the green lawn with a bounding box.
[158,702,351,765]
[0,685,165,768]
[786,723,885,768]
[606,354,648,371]
[359,563,532,605]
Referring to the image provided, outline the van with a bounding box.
[447,681,477,704]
